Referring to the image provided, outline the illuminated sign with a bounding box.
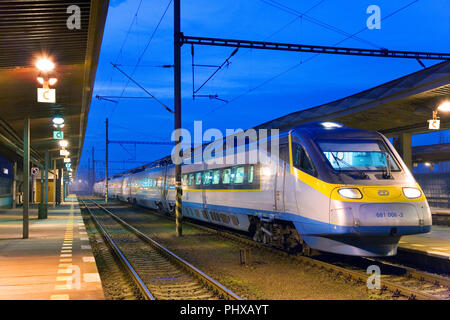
[64,158,71,163]
[53,131,64,140]
[31,167,40,176]
[37,88,56,103]
[60,150,69,156]
[428,119,440,130]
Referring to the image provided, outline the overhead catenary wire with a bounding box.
[205,0,421,117]
[259,0,383,49]
[191,0,325,98]
[116,0,173,102]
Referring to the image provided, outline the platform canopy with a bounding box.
[413,143,450,163]
[255,61,450,137]
[0,0,109,173]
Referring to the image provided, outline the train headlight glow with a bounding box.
[322,122,343,129]
[403,187,422,199]
[261,167,272,177]
[338,188,363,199]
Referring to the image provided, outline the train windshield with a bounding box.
[317,139,400,172]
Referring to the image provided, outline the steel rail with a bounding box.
[80,200,155,300]
[91,200,242,300]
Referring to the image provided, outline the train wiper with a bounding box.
[330,152,368,179]
[382,152,392,179]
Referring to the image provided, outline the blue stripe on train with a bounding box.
[179,201,431,236]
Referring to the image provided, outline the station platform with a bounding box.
[397,225,450,274]
[399,225,450,259]
[0,200,104,300]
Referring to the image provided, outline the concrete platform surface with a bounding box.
[399,225,450,260]
[0,202,104,300]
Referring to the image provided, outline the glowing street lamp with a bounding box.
[59,140,69,148]
[437,101,450,113]
[52,115,65,127]
[36,58,55,73]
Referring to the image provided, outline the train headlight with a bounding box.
[338,188,363,199]
[403,187,422,199]
[261,167,273,177]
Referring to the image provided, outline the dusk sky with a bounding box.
[78,0,450,179]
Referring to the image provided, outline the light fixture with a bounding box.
[52,115,65,126]
[59,140,69,148]
[48,77,58,86]
[424,162,432,167]
[403,187,422,199]
[338,188,363,199]
[437,101,450,113]
[322,122,343,129]
[36,58,55,73]
[37,76,45,85]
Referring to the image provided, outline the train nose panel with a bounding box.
[358,203,420,226]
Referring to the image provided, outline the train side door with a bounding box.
[274,145,287,212]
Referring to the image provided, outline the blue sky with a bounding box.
[78,0,450,180]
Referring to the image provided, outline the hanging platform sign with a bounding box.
[53,131,64,140]
[37,88,56,103]
[428,119,440,130]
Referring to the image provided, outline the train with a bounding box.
[93,122,432,257]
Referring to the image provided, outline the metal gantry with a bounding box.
[180,35,450,61]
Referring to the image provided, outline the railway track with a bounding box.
[93,199,450,301]
[195,219,450,300]
[80,200,241,300]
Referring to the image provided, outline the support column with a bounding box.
[38,164,46,219]
[12,162,17,209]
[105,118,108,204]
[53,159,57,207]
[44,150,49,211]
[399,133,412,171]
[174,0,183,237]
[23,118,30,239]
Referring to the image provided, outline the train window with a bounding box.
[294,144,316,176]
[195,172,202,185]
[182,174,188,186]
[188,174,195,186]
[222,168,231,184]
[212,170,221,185]
[234,167,245,184]
[248,165,254,183]
[203,170,213,185]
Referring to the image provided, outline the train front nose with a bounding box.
[330,186,432,236]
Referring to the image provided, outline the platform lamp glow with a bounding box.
[429,101,450,130]
[52,115,65,129]
[36,58,57,89]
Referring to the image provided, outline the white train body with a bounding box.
[94,123,432,256]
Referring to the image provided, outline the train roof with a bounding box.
[293,122,383,140]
